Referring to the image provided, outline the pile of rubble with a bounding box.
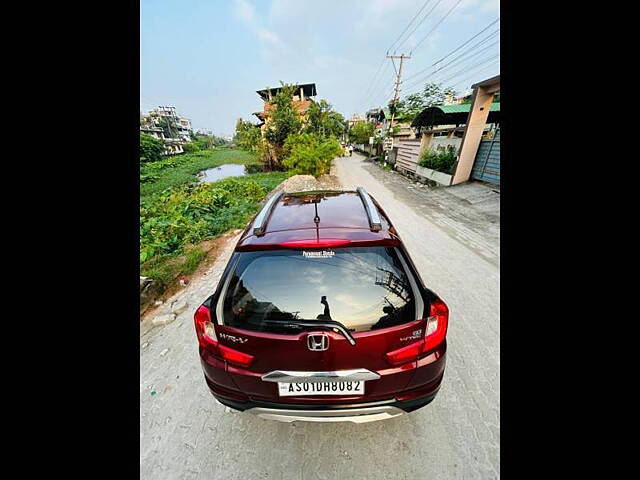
[280,174,344,193]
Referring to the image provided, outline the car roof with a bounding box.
[236,190,399,251]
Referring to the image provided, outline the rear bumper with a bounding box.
[212,389,438,423]
[247,405,405,423]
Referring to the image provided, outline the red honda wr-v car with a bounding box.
[194,187,448,423]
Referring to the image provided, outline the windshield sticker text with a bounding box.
[302,250,335,258]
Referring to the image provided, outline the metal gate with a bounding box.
[471,127,500,185]
[395,138,422,174]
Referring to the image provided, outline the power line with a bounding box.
[407,32,500,85]
[407,36,500,88]
[357,0,451,112]
[360,60,393,111]
[431,39,499,78]
[412,0,464,52]
[357,55,387,111]
[405,29,499,83]
[387,0,433,53]
[435,54,500,85]
[394,0,444,53]
[402,53,500,97]
[363,66,395,111]
[450,61,501,90]
[429,17,499,66]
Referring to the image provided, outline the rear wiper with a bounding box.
[262,319,356,346]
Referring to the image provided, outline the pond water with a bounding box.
[198,164,247,183]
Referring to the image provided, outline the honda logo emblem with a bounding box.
[307,333,329,351]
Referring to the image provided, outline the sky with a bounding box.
[140,0,500,137]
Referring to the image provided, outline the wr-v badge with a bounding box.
[307,334,329,351]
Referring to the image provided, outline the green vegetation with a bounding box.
[141,175,278,263]
[283,133,343,176]
[193,133,229,149]
[139,148,288,293]
[393,82,458,121]
[182,133,229,154]
[304,99,346,138]
[140,133,165,163]
[234,120,261,152]
[260,83,302,170]
[418,148,458,175]
[234,82,347,177]
[140,149,258,199]
[264,84,302,151]
[141,246,207,291]
[182,142,201,154]
[349,121,375,144]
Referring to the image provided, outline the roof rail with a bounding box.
[356,187,382,232]
[253,190,284,236]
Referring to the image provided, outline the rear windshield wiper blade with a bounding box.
[262,319,356,346]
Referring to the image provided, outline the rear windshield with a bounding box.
[222,247,418,334]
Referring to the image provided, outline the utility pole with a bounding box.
[386,53,411,135]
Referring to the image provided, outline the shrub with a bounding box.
[282,133,343,177]
[140,177,268,263]
[140,133,165,163]
[182,142,201,154]
[418,147,457,174]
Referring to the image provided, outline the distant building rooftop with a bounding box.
[257,83,317,101]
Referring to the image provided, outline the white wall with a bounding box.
[430,136,462,151]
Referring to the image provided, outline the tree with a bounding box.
[234,120,261,152]
[262,83,302,170]
[264,83,301,148]
[304,99,346,138]
[393,82,458,120]
[140,133,165,163]
[349,121,375,144]
[283,133,343,177]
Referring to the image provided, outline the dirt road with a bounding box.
[140,153,500,479]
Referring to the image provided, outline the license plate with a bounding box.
[277,380,365,396]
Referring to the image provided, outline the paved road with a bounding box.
[140,153,500,479]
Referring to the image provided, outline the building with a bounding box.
[388,75,500,186]
[365,107,385,128]
[452,75,501,185]
[140,105,194,155]
[142,105,193,142]
[252,83,317,133]
[140,125,164,140]
[177,117,192,141]
[347,113,365,129]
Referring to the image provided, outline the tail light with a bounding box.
[194,305,217,345]
[424,298,448,353]
[385,298,449,366]
[385,341,424,366]
[194,305,254,368]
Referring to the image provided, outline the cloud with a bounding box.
[232,0,287,53]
